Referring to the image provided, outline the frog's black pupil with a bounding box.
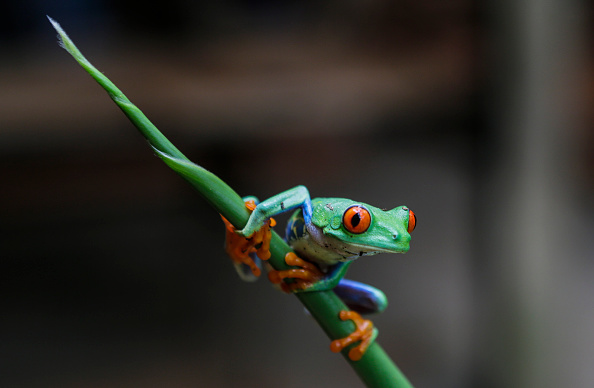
[351,212,361,227]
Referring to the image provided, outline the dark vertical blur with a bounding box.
[0,1,591,387]
[473,1,593,387]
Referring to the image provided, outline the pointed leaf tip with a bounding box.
[47,16,61,34]
[47,16,70,50]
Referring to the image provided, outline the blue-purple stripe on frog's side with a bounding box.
[286,209,307,244]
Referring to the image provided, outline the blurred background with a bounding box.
[1,1,593,387]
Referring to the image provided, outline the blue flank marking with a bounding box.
[302,197,313,224]
[283,195,312,242]
[285,211,306,243]
[334,279,387,314]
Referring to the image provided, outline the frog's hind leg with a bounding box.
[329,280,384,361]
[330,310,378,361]
[334,279,388,315]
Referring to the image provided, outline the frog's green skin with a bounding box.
[237,185,414,314]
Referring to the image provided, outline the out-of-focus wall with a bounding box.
[0,2,592,387]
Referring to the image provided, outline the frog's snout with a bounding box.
[390,232,411,254]
[391,232,411,242]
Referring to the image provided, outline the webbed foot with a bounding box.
[221,200,276,278]
[330,310,377,361]
[267,252,324,292]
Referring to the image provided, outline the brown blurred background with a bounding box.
[1,1,593,387]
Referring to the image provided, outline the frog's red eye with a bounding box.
[407,209,416,233]
[343,206,371,234]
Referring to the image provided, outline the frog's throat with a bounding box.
[305,224,399,262]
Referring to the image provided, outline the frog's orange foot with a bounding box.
[330,310,376,361]
[267,252,324,293]
[221,200,276,278]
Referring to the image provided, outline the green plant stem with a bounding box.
[48,17,413,388]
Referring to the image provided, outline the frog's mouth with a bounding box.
[340,242,408,258]
[306,224,409,262]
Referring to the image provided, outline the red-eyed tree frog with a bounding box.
[47,16,417,365]
[221,185,416,360]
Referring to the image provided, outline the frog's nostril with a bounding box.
[392,234,398,240]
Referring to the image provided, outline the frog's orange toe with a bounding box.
[266,252,324,292]
[221,200,275,278]
[330,310,375,361]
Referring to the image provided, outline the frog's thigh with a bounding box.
[334,279,388,315]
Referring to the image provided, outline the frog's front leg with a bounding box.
[221,199,276,280]
[268,256,352,293]
[222,186,311,280]
[238,185,312,237]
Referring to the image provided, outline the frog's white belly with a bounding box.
[288,224,382,268]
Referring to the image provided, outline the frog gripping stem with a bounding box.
[49,17,415,387]
[330,310,378,361]
[267,252,324,292]
[221,200,275,279]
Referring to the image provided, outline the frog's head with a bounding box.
[310,198,416,258]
